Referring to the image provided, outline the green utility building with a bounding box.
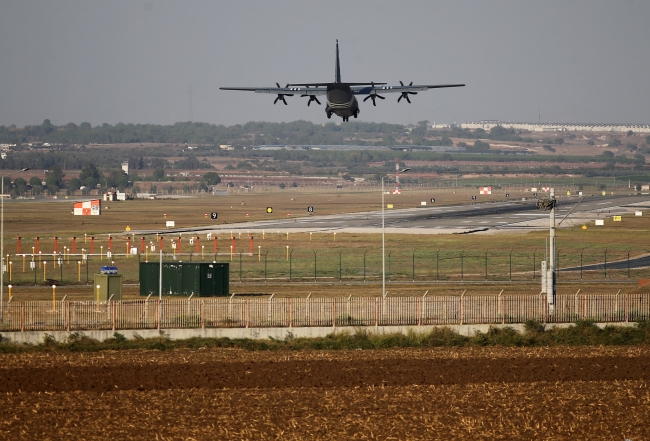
[139,262,229,297]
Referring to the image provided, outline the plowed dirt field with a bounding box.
[1,346,649,440]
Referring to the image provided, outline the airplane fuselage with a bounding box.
[325,84,359,120]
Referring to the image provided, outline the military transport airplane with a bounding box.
[220,41,465,122]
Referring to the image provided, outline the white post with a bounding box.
[1,175,4,322]
[159,246,163,326]
[548,188,556,312]
[382,177,386,298]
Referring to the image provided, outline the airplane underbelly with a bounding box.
[327,97,358,116]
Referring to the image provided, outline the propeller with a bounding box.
[397,81,418,103]
[300,86,321,106]
[362,82,385,106]
[273,83,293,105]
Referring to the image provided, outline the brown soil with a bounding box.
[1,347,649,439]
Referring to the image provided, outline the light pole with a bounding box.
[1,168,28,322]
[382,167,409,298]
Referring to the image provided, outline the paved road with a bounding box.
[560,254,650,272]
[136,193,650,235]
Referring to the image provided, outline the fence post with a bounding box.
[374,297,378,327]
[436,250,439,281]
[289,249,293,282]
[625,293,629,322]
[264,250,268,282]
[485,250,488,281]
[111,300,116,331]
[363,250,367,282]
[499,290,504,324]
[338,251,342,282]
[20,302,24,332]
[412,250,416,282]
[332,298,335,327]
[533,250,536,280]
[66,301,70,331]
[509,250,512,281]
[289,298,292,328]
[417,297,421,326]
[201,300,205,329]
[459,291,464,325]
[245,299,249,328]
[460,251,464,281]
[580,249,583,280]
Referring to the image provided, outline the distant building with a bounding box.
[460,121,650,133]
[121,161,129,174]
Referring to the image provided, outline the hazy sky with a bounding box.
[1,1,649,127]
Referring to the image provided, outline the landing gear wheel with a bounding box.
[353,111,358,119]
[326,112,332,119]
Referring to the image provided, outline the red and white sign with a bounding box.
[73,199,101,216]
[542,187,550,192]
[392,188,401,194]
[479,186,492,195]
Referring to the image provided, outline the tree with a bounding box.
[79,163,101,182]
[627,130,634,137]
[198,182,208,192]
[202,172,221,185]
[149,184,158,194]
[82,177,97,191]
[29,176,42,188]
[46,165,65,188]
[153,167,165,181]
[68,177,82,191]
[279,183,286,189]
[587,139,595,146]
[602,150,614,158]
[608,139,621,147]
[467,140,490,152]
[14,177,27,195]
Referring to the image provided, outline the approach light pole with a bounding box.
[1,168,29,322]
[382,168,409,299]
[537,187,557,313]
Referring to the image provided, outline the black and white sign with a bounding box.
[307,206,314,213]
[505,193,510,198]
[430,198,436,203]
[471,196,477,200]
[211,212,218,220]
[533,193,537,197]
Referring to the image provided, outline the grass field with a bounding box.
[3,187,649,300]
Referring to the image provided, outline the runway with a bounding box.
[137,194,650,236]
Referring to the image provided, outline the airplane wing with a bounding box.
[351,82,465,95]
[220,85,327,96]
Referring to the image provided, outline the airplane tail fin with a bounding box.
[335,40,341,83]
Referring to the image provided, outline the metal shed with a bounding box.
[139,262,229,297]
